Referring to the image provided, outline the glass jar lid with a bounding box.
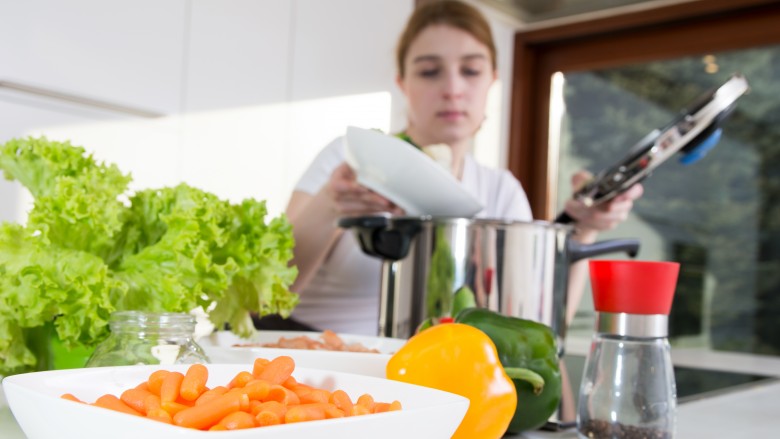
[108,311,197,335]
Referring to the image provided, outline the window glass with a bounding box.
[556,45,780,356]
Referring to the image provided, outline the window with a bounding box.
[509,0,780,356]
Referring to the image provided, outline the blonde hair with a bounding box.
[396,0,497,78]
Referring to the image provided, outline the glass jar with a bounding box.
[577,315,676,439]
[577,260,680,439]
[86,311,209,367]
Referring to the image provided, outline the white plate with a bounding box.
[344,126,483,217]
[199,331,407,378]
[3,364,468,439]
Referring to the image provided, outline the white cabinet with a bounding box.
[291,0,411,102]
[180,0,294,212]
[0,0,187,115]
[178,0,410,215]
[0,0,415,220]
[185,0,292,112]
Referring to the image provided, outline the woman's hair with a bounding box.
[396,0,497,78]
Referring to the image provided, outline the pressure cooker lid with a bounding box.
[569,73,749,209]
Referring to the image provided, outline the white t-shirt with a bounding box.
[291,136,533,335]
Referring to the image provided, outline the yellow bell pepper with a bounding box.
[386,323,517,439]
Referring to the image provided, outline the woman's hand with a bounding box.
[563,170,644,241]
[325,163,404,217]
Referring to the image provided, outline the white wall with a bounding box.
[0,0,522,224]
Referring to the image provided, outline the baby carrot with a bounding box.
[300,402,346,419]
[173,392,250,430]
[162,400,191,416]
[217,411,257,430]
[351,405,371,416]
[265,384,300,405]
[252,358,271,378]
[144,394,162,412]
[356,393,375,412]
[239,380,270,401]
[324,405,346,419]
[251,400,287,418]
[369,401,401,414]
[257,356,295,385]
[329,390,353,415]
[290,384,312,400]
[60,393,83,403]
[135,381,150,392]
[147,370,169,396]
[299,388,331,404]
[93,394,143,416]
[248,399,262,415]
[120,387,153,414]
[146,407,173,424]
[228,371,255,389]
[284,403,327,423]
[175,394,197,407]
[160,371,185,403]
[255,410,281,427]
[282,375,298,389]
[180,363,209,401]
[196,386,228,406]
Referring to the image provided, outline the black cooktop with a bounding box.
[542,353,775,431]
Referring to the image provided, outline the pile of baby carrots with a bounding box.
[60,356,402,431]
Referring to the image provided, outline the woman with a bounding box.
[281,0,642,335]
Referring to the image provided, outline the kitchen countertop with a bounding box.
[4,339,780,438]
[509,380,780,438]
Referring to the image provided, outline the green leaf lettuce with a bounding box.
[0,137,298,375]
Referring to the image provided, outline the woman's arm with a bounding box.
[285,189,344,293]
[286,163,402,293]
[564,171,644,324]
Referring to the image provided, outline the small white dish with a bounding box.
[3,363,468,439]
[199,331,407,378]
[344,126,483,217]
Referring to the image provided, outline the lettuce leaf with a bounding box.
[114,187,298,337]
[0,223,119,374]
[209,200,299,336]
[111,185,237,313]
[0,137,131,259]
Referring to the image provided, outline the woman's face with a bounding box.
[397,24,496,146]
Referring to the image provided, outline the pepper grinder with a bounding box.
[577,260,680,439]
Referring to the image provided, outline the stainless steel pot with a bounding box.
[339,216,639,349]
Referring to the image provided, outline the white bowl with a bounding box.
[198,331,407,378]
[344,126,483,217]
[3,364,468,439]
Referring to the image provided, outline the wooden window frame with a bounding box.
[508,0,780,220]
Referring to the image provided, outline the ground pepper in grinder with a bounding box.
[577,260,680,439]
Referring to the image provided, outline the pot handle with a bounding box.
[568,238,640,263]
[555,211,574,224]
[337,216,422,261]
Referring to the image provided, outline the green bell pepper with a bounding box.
[416,285,479,334]
[455,307,562,433]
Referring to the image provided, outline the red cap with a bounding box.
[589,260,679,315]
